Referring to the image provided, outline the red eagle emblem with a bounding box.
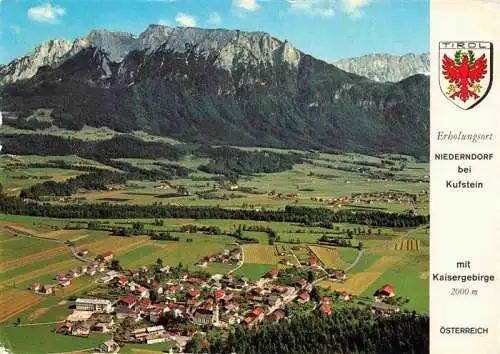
[441,50,488,103]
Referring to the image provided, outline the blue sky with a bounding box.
[0,0,429,64]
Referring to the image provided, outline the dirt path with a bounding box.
[343,249,365,272]
[227,246,244,274]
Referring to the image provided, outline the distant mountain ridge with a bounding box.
[0,25,301,85]
[333,53,430,82]
[0,25,429,159]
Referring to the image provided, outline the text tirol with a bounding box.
[439,41,491,49]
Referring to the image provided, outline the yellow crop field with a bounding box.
[243,244,282,264]
[393,239,420,251]
[308,246,343,268]
[366,256,401,272]
[80,236,151,256]
[0,289,43,322]
[319,272,383,295]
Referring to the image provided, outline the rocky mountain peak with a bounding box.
[332,53,430,82]
[0,39,73,84]
[84,29,137,62]
[1,25,305,86]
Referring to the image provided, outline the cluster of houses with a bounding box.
[311,192,421,209]
[30,251,113,295]
[54,261,358,351]
[195,248,241,267]
[48,249,400,351]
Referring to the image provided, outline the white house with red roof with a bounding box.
[266,269,279,279]
[375,284,395,298]
[119,295,137,309]
[297,291,310,303]
[96,251,113,262]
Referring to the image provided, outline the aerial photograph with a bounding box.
[0,0,430,353]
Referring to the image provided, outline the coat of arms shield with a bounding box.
[439,41,493,110]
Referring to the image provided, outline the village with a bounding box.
[28,247,401,353]
[310,191,427,211]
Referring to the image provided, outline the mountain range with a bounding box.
[333,53,430,83]
[0,25,429,159]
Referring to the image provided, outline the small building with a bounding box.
[331,270,346,281]
[139,298,152,308]
[338,291,350,301]
[375,284,395,298]
[95,340,120,353]
[298,291,310,303]
[58,280,71,287]
[76,298,113,313]
[243,307,264,329]
[266,269,279,279]
[96,251,113,262]
[193,308,213,325]
[40,285,55,295]
[119,295,137,309]
[136,286,149,298]
[371,303,400,316]
[251,287,264,296]
[230,249,242,260]
[56,322,72,335]
[92,316,115,333]
[215,289,225,299]
[71,322,91,337]
[31,283,41,292]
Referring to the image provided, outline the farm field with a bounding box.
[362,271,429,313]
[0,289,43,322]
[319,272,383,295]
[308,245,343,268]
[233,263,276,281]
[0,325,109,354]
[393,239,421,251]
[242,244,283,265]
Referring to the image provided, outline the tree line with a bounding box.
[200,308,429,354]
[0,195,429,228]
